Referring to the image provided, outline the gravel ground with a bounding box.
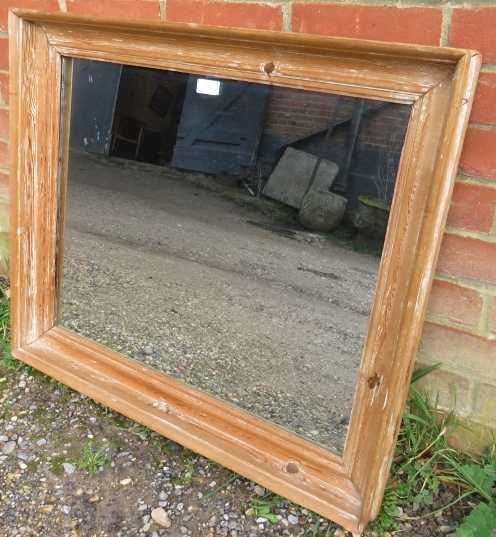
[0,363,472,537]
[60,152,379,452]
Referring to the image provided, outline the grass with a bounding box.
[247,492,284,523]
[0,277,10,338]
[73,439,110,477]
[171,453,196,485]
[199,473,240,503]
[0,277,19,372]
[366,366,496,536]
[0,277,38,375]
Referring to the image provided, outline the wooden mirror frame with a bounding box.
[8,10,480,534]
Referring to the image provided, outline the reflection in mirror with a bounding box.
[58,58,411,452]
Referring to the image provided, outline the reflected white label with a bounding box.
[196,79,220,96]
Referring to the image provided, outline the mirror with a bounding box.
[60,59,412,453]
[8,10,480,534]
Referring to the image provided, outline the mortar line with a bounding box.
[467,123,496,130]
[455,173,496,186]
[444,225,496,242]
[283,2,292,33]
[440,7,453,48]
[431,272,496,294]
[478,293,493,337]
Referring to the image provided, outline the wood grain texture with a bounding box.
[8,10,481,534]
[9,11,61,348]
[16,10,462,104]
[54,57,73,325]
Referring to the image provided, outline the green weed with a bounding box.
[0,280,37,375]
[133,423,151,439]
[73,439,109,477]
[453,438,496,537]
[0,278,10,341]
[248,492,284,524]
[171,454,196,485]
[200,473,240,503]
[367,365,496,536]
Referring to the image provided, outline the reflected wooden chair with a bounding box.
[110,114,146,160]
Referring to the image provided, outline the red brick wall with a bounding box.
[1,0,495,451]
[263,89,353,141]
[263,88,409,149]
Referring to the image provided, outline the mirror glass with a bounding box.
[58,58,411,453]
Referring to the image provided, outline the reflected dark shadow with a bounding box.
[59,59,411,452]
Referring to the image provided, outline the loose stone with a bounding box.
[151,507,172,528]
[63,462,75,474]
[253,485,265,496]
[166,439,183,452]
[2,441,16,455]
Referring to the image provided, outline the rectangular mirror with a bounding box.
[8,10,480,534]
[62,58,412,455]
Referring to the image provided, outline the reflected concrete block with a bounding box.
[262,147,339,209]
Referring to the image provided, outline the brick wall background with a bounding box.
[263,89,409,149]
[1,0,495,452]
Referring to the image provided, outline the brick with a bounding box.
[0,108,8,139]
[0,72,7,106]
[0,139,7,170]
[292,4,442,46]
[0,0,60,32]
[0,171,7,201]
[67,0,160,20]
[413,362,472,416]
[450,8,496,64]
[470,72,496,126]
[446,181,496,233]
[0,37,7,70]
[427,279,483,328]
[448,419,494,455]
[437,233,496,285]
[420,321,496,378]
[473,382,496,426]
[459,127,496,181]
[166,0,283,31]
[0,230,8,276]
[0,202,7,233]
[490,296,496,337]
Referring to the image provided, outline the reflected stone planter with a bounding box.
[353,195,391,243]
[299,186,347,233]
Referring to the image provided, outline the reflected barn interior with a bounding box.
[59,58,411,452]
